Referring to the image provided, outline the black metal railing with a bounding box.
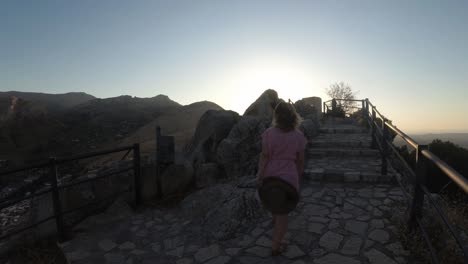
[324,98,468,263]
[0,144,141,242]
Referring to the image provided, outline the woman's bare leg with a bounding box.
[272,214,288,251]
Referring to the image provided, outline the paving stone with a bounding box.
[341,237,362,256]
[348,197,368,207]
[345,220,368,235]
[310,248,327,257]
[309,216,329,223]
[308,223,325,234]
[364,239,375,249]
[119,241,136,250]
[136,230,148,237]
[205,256,231,264]
[255,236,271,247]
[370,219,385,229]
[314,253,361,264]
[145,221,155,228]
[251,227,264,237]
[167,246,184,257]
[303,204,330,216]
[186,244,200,253]
[301,187,314,196]
[130,249,146,255]
[226,247,241,256]
[176,258,193,264]
[68,250,90,261]
[151,243,161,253]
[365,248,398,264]
[195,244,221,262]
[98,239,117,251]
[284,245,306,259]
[319,231,343,251]
[291,260,306,264]
[290,216,308,230]
[238,235,255,247]
[164,237,182,250]
[340,212,353,219]
[328,219,339,229]
[368,229,390,244]
[395,257,407,264]
[239,256,264,264]
[356,215,371,221]
[386,242,410,256]
[105,252,125,263]
[245,246,271,258]
[373,208,383,217]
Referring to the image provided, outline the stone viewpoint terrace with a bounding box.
[59,117,415,264]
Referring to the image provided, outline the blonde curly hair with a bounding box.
[272,100,302,132]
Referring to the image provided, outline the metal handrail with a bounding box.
[0,144,141,243]
[421,150,468,194]
[327,97,468,262]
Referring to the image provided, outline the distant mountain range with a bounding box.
[393,133,468,149]
[0,91,223,166]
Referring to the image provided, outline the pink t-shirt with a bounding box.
[261,127,307,190]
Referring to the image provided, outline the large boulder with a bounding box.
[160,162,194,196]
[216,116,270,178]
[195,162,221,188]
[186,110,240,166]
[243,89,280,120]
[294,97,320,120]
[180,179,266,239]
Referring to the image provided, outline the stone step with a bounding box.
[305,157,382,171]
[303,168,394,183]
[319,127,369,134]
[309,140,372,148]
[307,148,380,158]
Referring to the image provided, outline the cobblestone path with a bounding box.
[60,118,413,263]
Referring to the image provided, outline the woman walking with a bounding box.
[257,100,307,256]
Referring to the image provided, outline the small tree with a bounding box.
[325,82,358,115]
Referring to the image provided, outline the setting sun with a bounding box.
[226,58,318,114]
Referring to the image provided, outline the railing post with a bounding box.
[408,145,428,228]
[133,144,141,207]
[49,157,66,242]
[371,108,377,148]
[381,118,388,175]
[361,99,366,119]
[331,99,337,112]
[155,126,163,199]
[365,99,369,116]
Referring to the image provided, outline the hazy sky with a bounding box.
[1,0,467,133]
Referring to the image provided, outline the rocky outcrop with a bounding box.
[194,162,221,188]
[160,162,194,196]
[180,179,266,239]
[295,98,319,120]
[187,110,240,165]
[216,116,270,179]
[243,89,280,120]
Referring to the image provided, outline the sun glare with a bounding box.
[227,60,315,114]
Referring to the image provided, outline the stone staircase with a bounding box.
[305,118,395,183]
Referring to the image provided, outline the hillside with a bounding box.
[0,91,95,113]
[0,93,188,166]
[120,101,224,155]
[393,133,468,149]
